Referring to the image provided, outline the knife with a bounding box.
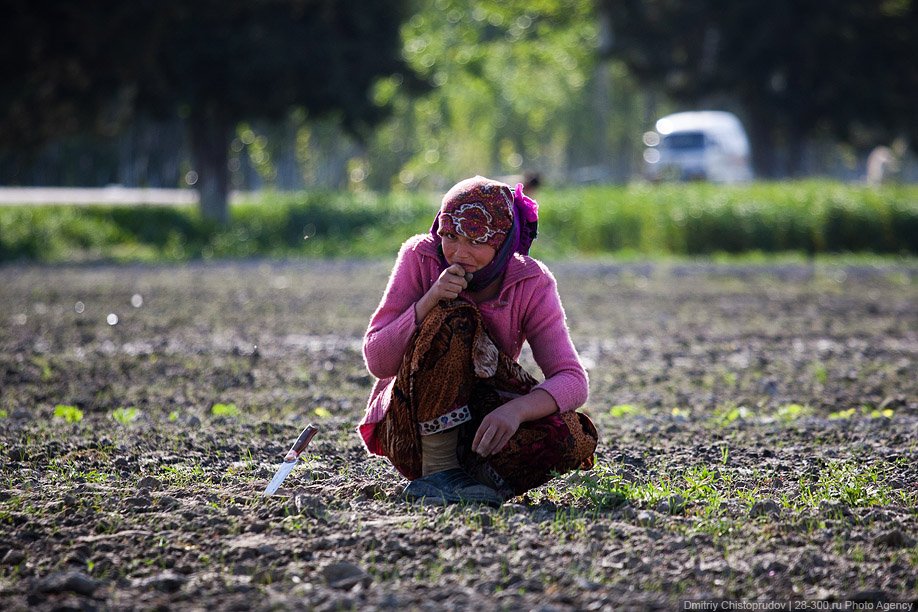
[263,424,319,496]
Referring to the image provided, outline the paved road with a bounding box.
[0,186,247,205]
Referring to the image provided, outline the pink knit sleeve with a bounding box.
[524,269,589,412]
[362,237,429,379]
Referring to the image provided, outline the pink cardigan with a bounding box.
[359,234,589,455]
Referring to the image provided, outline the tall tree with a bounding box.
[367,0,599,189]
[599,0,918,177]
[0,1,149,149]
[0,0,418,222]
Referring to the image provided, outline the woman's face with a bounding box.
[440,232,496,273]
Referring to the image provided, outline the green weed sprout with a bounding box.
[54,404,84,423]
[112,407,140,424]
[609,404,641,418]
[211,403,240,418]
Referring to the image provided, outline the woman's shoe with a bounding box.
[403,468,503,507]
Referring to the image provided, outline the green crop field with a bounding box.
[1,181,915,263]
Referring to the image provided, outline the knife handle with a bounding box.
[289,424,319,456]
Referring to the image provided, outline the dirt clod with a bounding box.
[322,561,371,590]
[2,550,25,566]
[874,529,915,549]
[32,571,102,597]
[136,476,163,490]
[132,570,186,593]
[749,499,782,518]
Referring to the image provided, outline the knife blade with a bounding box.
[263,424,318,496]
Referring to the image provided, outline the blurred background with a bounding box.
[0,0,915,255]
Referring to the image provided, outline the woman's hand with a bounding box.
[414,264,469,322]
[472,402,522,457]
[472,389,559,457]
[431,263,470,300]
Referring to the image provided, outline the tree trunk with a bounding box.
[785,124,805,178]
[746,110,778,179]
[190,110,232,225]
[592,59,612,179]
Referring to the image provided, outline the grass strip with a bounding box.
[1,181,915,263]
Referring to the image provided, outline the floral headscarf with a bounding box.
[430,176,539,291]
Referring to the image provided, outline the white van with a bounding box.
[642,111,754,183]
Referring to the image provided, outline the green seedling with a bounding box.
[0,409,7,419]
[776,403,812,422]
[211,403,239,418]
[313,406,332,418]
[111,407,140,424]
[796,460,896,509]
[609,404,641,418]
[54,404,84,423]
[168,410,180,422]
[811,362,828,385]
[712,404,751,427]
[828,408,856,420]
[32,356,53,382]
[224,450,258,480]
[160,463,209,487]
[828,406,893,421]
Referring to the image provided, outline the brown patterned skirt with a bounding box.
[375,300,597,497]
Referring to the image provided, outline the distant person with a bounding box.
[359,175,596,506]
[866,138,907,185]
[496,170,542,194]
[522,170,542,192]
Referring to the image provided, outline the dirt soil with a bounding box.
[1,259,916,611]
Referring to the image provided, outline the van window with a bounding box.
[662,132,705,150]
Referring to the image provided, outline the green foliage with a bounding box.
[226,190,432,257]
[0,206,133,262]
[373,0,600,189]
[0,182,915,262]
[54,404,84,423]
[560,456,906,525]
[542,182,918,256]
